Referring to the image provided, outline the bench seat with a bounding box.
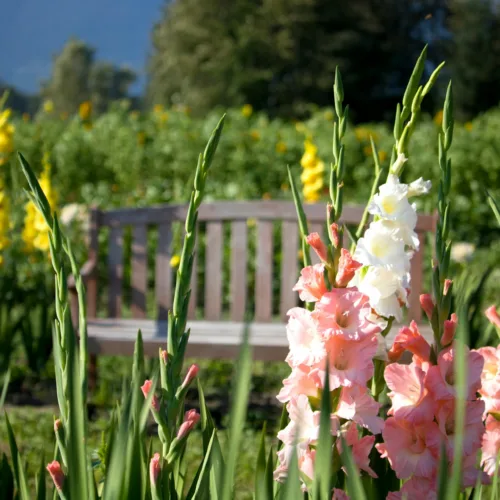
[86,319,434,362]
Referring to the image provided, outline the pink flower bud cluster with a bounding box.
[477,305,500,476]
[275,232,383,489]
[380,321,486,496]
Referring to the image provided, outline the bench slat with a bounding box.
[87,208,100,318]
[205,222,223,320]
[280,221,299,319]
[131,225,148,318]
[108,226,124,318]
[255,220,273,322]
[230,221,247,321]
[409,232,425,322]
[156,223,172,320]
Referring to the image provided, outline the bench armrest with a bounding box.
[68,259,97,291]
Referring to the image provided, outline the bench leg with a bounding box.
[89,354,98,391]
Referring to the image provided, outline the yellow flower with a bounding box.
[297,249,304,260]
[43,100,54,114]
[304,140,317,156]
[276,141,287,153]
[378,150,387,162]
[0,110,15,163]
[324,109,334,121]
[153,104,164,113]
[0,130,13,154]
[280,182,289,192]
[0,182,10,251]
[137,131,146,145]
[262,192,272,200]
[295,122,307,134]
[464,122,473,131]
[79,101,92,121]
[22,113,30,122]
[355,127,379,143]
[249,130,260,141]
[434,110,443,126]
[170,254,180,268]
[241,104,253,118]
[0,110,11,128]
[246,218,256,228]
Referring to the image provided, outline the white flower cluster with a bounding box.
[350,155,431,322]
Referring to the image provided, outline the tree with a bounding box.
[447,0,500,120]
[146,0,448,120]
[41,39,94,114]
[89,62,137,114]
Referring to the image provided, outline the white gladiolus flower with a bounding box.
[408,177,432,197]
[368,175,417,229]
[353,225,410,274]
[350,266,408,322]
[389,153,408,175]
[369,219,419,249]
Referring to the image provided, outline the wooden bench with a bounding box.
[69,201,436,381]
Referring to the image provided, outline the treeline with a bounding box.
[5,0,500,122]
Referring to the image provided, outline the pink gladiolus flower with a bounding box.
[477,345,500,400]
[385,362,435,424]
[335,249,362,288]
[481,415,500,476]
[330,223,340,248]
[420,293,435,320]
[443,279,453,296]
[306,232,328,262]
[387,477,437,500]
[298,447,316,480]
[376,417,440,479]
[293,264,327,302]
[333,489,350,500]
[388,321,431,363]
[277,366,320,403]
[460,452,490,488]
[150,453,161,486]
[46,460,65,491]
[177,409,200,440]
[314,288,380,340]
[141,379,161,412]
[312,335,377,390]
[486,305,500,329]
[336,385,384,434]
[181,364,199,390]
[338,422,377,477]
[285,308,326,367]
[425,345,484,402]
[431,400,485,460]
[441,313,458,347]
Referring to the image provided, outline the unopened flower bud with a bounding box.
[54,419,62,433]
[306,232,328,261]
[141,379,161,412]
[443,279,453,296]
[329,223,340,248]
[181,364,199,390]
[160,349,168,365]
[46,461,65,491]
[486,305,500,329]
[335,248,361,287]
[441,313,458,346]
[177,409,200,440]
[420,294,435,320]
[149,452,161,486]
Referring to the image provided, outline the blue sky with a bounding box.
[0,0,165,94]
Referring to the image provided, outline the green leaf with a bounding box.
[186,429,216,500]
[313,360,333,499]
[339,435,367,500]
[445,307,469,500]
[16,453,30,500]
[0,453,14,499]
[5,412,21,490]
[221,325,253,500]
[254,423,270,500]
[402,45,427,114]
[264,445,274,500]
[0,368,10,410]
[486,190,500,226]
[278,444,302,500]
[36,454,47,500]
[202,114,226,172]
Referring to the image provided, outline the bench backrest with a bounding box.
[85,201,436,324]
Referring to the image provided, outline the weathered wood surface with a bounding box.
[85,318,433,361]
